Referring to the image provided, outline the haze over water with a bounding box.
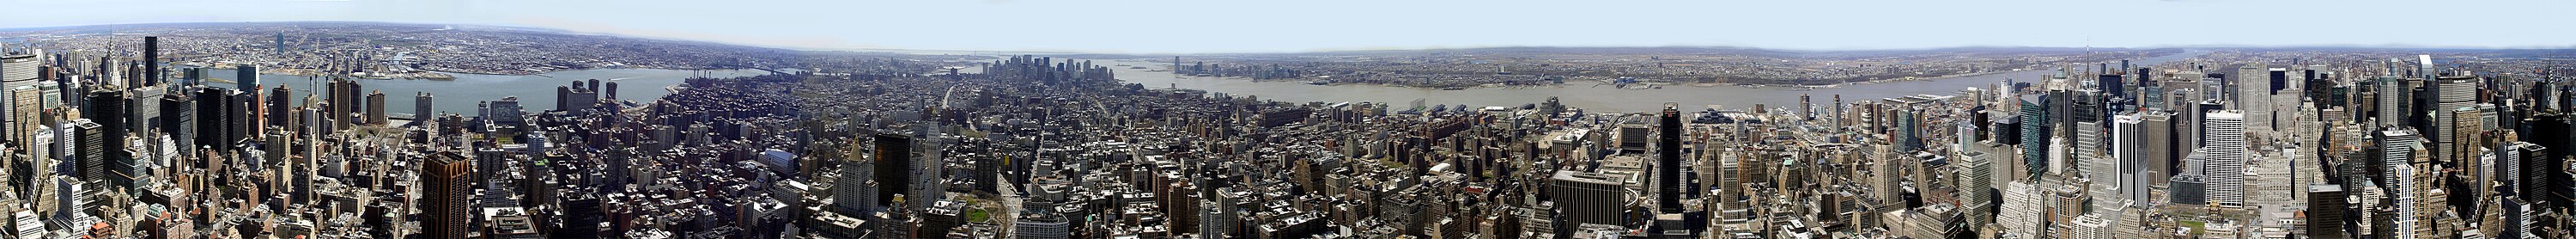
[206,68,771,115]
[1093,51,2206,113]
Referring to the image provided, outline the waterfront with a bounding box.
[1089,51,2206,113]
[207,68,772,115]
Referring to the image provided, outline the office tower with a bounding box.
[2379,77,2411,127]
[1998,181,2045,236]
[2020,97,2050,179]
[3,52,36,142]
[2202,110,2245,207]
[193,88,232,151]
[70,118,105,192]
[2100,74,2126,100]
[873,133,913,205]
[2269,68,2288,95]
[143,36,159,87]
[1552,170,1627,226]
[2379,129,2423,174]
[327,79,360,131]
[235,65,258,89]
[2512,141,2557,210]
[421,151,472,239]
[366,90,386,126]
[82,89,127,189]
[267,86,290,131]
[7,84,38,149]
[2111,115,2151,204]
[1897,109,1923,151]
[2142,112,2177,187]
[1656,106,1683,213]
[1958,148,1997,227]
[909,139,944,211]
[2172,151,2208,205]
[2311,184,2349,239]
[416,92,433,119]
[1,52,32,138]
[1014,212,1071,239]
[2430,77,2476,163]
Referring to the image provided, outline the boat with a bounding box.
[1440,86,1469,90]
[1306,81,1329,85]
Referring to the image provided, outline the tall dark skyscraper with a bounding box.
[235,64,259,90]
[143,36,160,87]
[421,151,473,239]
[2309,184,2348,239]
[874,132,914,206]
[82,89,127,189]
[1656,104,1684,213]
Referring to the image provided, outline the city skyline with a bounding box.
[1,2,2573,238]
[3,0,2573,53]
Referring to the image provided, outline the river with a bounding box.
[1081,51,2205,113]
[203,68,772,116]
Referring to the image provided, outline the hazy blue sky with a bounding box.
[2,0,2568,53]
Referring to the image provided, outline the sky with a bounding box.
[1,0,2570,53]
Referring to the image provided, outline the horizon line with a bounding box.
[8,21,2575,55]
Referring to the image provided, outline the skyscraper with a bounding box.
[1656,105,1683,213]
[2429,77,2476,163]
[2378,77,2411,127]
[834,156,874,216]
[873,133,913,206]
[235,65,259,89]
[421,151,473,239]
[2202,110,2245,207]
[2020,97,2050,179]
[2310,184,2348,239]
[416,92,434,119]
[1552,170,1627,226]
[143,36,160,87]
[2111,114,2151,204]
[366,90,387,126]
[82,89,127,190]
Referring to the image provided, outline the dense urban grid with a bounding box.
[3,22,2576,239]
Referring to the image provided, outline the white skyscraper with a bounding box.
[2202,110,2246,207]
[2111,114,2151,204]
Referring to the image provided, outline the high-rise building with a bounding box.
[2429,77,2476,163]
[1957,147,1998,227]
[1014,212,1071,239]
[82,89,127,190]
[235,65,259,89]
[1,52,34,139]
[421,151,473,239]
[415,92,433,120]
[2020,97,2051,179]
[143,36,160,87]
[2142,112,2177,187]
[2310,184,2349,239]
[365,90,386,126]
[2111,114,2151,204]
[2378,77,2411,127]
[873,133,913,206]
[2202,110,2246,207]
[1656,105,1684,213]
[1552,170,1627,226]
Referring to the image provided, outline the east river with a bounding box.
[1091,50,2207,113]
